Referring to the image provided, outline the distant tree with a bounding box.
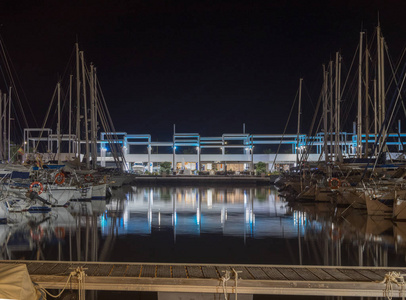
[255,161,267,175]
[160,162,172,174]
[263,149,272,154]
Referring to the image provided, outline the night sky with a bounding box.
[0,0,405,141]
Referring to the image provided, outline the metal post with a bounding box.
[80,51,90,169]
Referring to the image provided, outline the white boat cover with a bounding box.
[0,263,41,299]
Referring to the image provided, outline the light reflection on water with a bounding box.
[1,185,406,267]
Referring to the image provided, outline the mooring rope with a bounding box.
[35,266,87,299]
[220,270,231,300]
[231,268,242,300]
[379,271,406,300]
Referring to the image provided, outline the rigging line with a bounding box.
[303,81,315,110]
[59,45,76,85]
[300,86,323,162]
[361,61,406,179]
[377,64,406,157]
[33,85,58,153]
[96,79,127,169]
[0,37,29,128]
[341,43,359,98]
[270,88,298,172]
[95,88,123,169]
[385,45,406,118]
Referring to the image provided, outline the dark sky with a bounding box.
[0,0,405,141]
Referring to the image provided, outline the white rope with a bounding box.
[35,266,87,299]
[379,271,406,300]
[231,268,242,300]
[221,270,231,300]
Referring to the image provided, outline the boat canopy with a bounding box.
[0,263,41,299]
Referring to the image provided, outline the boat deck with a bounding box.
[2,260,405,297]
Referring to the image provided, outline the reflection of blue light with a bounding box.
[174,212,177,225]
[101,215,107,228]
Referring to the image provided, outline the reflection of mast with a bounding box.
[298,211,302,265]
[172,191,176,243]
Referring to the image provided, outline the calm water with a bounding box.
[2,185,405,299]
[2,185,405,266]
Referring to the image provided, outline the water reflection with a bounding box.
[0,186,405,267]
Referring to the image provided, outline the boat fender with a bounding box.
[84,174,94,182]
[30,226,44,241]
[29,181,44,194]
[328,178,341,189]
[54,172,66,184]
[329,228,341,240]
[54,227,65,239]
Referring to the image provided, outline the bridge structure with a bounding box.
[23,128,406,172]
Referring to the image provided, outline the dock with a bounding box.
[2,260,406,298]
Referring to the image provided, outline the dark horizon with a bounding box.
[1,0,406,141]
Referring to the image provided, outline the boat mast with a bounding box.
[334,52,341,158]
[0,91,2,160]
[357,31,364,158]
[329,61,333,159]
[57,82,61,164]
[80,51,90,170]
[90,63,97,169]
[296,78,302,165]
[380,34,386,149]
[69,75,72,157]
[373,79,377,155]
[323,65,329,164]
[75,43,81,159]
[3,91,6,161]
[364,45,369,158]
[377,25,382,135]
[7,86,11,162]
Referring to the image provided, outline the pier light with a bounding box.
[173,146,177,149]
[24,141,27,144]
[196,146,199,150]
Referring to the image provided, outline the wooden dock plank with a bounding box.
[140,265,156,278]
[45,263,72,275]
[81,264,100,276]
[172,265,187,278]
[356,269,385,281]
[321,268,353,281]
[186,266,204,278]
[156,265,171,278]
[230,266,253,280]
[93,264,114,276]
[276,268,304,280]
[31,263,59,275]
[246,267,270,280]
[307,268,336,281]
[339,269,370,281]
[125,265,141,277]
[26,262,44,274]
[262,267,289,280]
[109,264,129,277]
[201,266,219,279]
[294,268,321,281]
